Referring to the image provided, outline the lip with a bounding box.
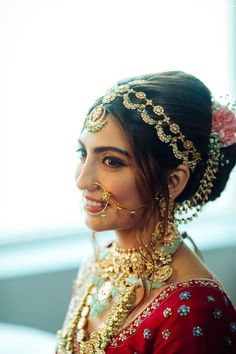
[84,195,105,203]
[84,205,108,214]
[82,195,109,214]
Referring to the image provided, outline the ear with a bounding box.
[168,164,190,201]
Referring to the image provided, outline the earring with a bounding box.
[149,194,182,288]
[153,194,179,246]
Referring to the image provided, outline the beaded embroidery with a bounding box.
[179,291,191,300]
[178,304,190,316]
[163,307,172,318]
[143,328,152,340]
[207,295,216,303]
[213,308,222,319]
[109,279,223,348]
[226,336,233,347]
[193,326,203,337]
[230,322,236,333]
[162,329,171,339]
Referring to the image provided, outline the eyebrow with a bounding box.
[78,139,130,158]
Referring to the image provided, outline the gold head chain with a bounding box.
[84,81,225,224]
[85,80,201,172]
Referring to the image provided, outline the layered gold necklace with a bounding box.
[57,223,182,354]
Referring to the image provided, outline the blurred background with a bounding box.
[0,0,235,352]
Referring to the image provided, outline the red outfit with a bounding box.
[57,278,236,353]
[106,279,236,353]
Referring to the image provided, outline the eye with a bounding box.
[76,147,87,160]
[103,156,125,168]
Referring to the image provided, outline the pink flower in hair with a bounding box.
[212,104,236,147]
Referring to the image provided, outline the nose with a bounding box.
[75,160,97,192]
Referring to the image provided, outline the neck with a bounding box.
[114,223,155,250]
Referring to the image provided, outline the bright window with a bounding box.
[0,0,235,246]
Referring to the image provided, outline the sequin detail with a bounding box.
[162,329,171,339]
[163,307,172,317]
[143,328,152,340]
[230,322,236,332]
[179,291,191,300]
[226,336,232,347]
[207,295,215,303]
[213,308,222,319]
[193,326,203,337]
[109,279,222,347]
[178,304,190,316]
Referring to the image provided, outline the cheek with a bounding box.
[109,175,142,204]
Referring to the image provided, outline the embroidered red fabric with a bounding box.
[105,280,236,353]
[56,279,236,353]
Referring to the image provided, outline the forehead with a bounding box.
[80,114,130,151]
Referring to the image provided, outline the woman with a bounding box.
[57,71,236,353]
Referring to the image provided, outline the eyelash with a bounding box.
[76,148,125,169]
[102,156,125,168]
[76,147,87,159]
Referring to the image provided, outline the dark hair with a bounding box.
[87,71,236,217]
[86,71,236,310]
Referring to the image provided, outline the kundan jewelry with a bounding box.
[85,81,201,172]
[84,81,236,225]
[57,225,182,354]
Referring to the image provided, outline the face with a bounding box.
[75,114,145,233]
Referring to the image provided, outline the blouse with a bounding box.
[58,263,236,353]
[106,279,236,353]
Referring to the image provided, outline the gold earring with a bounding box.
[153,195,177,244]
[150,195,182,288]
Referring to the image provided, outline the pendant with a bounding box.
[98,281,112,303]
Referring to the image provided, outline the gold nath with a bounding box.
[85,81,201,171]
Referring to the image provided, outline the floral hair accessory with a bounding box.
[175,97,236,225]
[212,100,236,147]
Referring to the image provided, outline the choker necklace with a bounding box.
[57,223,182,354]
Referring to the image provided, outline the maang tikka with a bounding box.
[84,81,236,226]
[85,81,201,172]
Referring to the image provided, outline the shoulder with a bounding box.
[171,242,214,282]
[154,279,234,325]
[109,280,236,353]
[151,279,236,353]
[145,279,234,327]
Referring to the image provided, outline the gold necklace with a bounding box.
[57,225,182,354]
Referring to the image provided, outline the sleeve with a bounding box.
[152,287,236,354]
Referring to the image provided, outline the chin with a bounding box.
[84,216,111,232]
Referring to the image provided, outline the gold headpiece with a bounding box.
[85,80,201,171]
